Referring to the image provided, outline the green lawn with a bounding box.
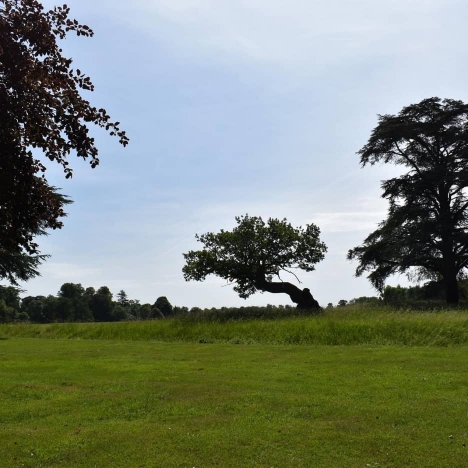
[1,337,467,467]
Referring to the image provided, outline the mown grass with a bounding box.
[1,338,468,467]
[2,308,468,466]
[2,307,468,346]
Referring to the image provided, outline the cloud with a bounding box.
[310,211,384,233]
[109,0,452,70]
[39,263,102,283]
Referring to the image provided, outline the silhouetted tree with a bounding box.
[58,283,85,300]
[56,296,74,322]
[89,286,114,321]
[183,215,326,309]
[348,98,468,304]
[0,0,128,283]
[0,298,14,322]
[0,285,21,310]
[138,303,153,320]
[117,290,129,305]
[0,182,72,284]
[154,296,173,317]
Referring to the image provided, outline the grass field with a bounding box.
[1,310,468,467]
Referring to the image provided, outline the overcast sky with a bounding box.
[14,0,468,307]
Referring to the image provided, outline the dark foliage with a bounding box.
[183,215,326,309]
[348,98,468,304]
[0,0,128,283]
[177,304,323,323]
[154,296,173,317]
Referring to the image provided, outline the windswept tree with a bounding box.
[0,0,128,283]
[183,215,327,309]
[348,97,468,304]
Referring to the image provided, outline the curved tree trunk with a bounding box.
[254,277,321,310]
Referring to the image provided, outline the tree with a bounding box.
[58,282,85,300]
[348,98,468,305]
[154,296,173,317]
[0,298,14,322]
[89,286,113,321]
[0,284,21,310]
[57,282,92,322]
[84,287,96,297]
[348,296,381,306]
[21,296,46,322]
[97,286,112,298]
[113,304,129,322]
[183,215,327,309]
[117,290,129,306]
[0,0,128,283]
[56,296,74,322]
[71,299,93,322]
[0,284,21,321]
[22,295,59,323]
[0,183,72,284]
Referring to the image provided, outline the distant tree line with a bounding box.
[332,279,468,309]
[3,279,467,324]
[0,283,326,324]
[0,283,176,323]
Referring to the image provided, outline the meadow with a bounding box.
[1,308,468,467]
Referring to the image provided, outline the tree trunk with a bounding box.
[440,228,459,305]
[444,268,459,305]
[254,277,321,310]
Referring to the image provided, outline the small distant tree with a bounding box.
[89,286,113,321]
[97,286,113,299]
[173,306,189,316]
[58,283,85,300]
[22,297,44,323]
[151,306,164,319]
[126,299,141,319]
[117,290,129,305]
[0,285,21,310]
[56,296,75,322]
[84,287,96,297]
[348,296,382,306]
[0,298,14,322]
[154,297,173,317]
[337,299,348,307]
[183,215,327,309]
[138,303,153,320]
[73,300,93,322]
[113,304,129,322]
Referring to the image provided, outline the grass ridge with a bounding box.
[2,307,468,346]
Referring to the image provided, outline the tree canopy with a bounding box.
[348,97,468,304]
[0,0,128,283]
[183,215,327,309]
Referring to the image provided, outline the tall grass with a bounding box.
[2,306,468,346]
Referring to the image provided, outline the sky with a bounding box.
[12,0,468,308]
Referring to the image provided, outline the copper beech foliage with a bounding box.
[0,0,128,281]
